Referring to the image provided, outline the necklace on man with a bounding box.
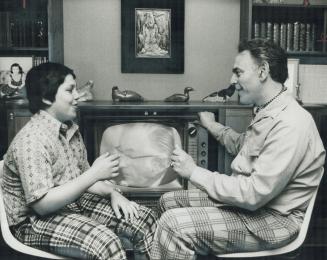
[255,85,287,113]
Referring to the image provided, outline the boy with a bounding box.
[2,62,156,260]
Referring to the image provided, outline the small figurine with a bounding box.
[303,0,310,7]
[112,86,144,102]
[202,91,225,102]
[77,80,94,101]
[164,87,194,102]
[202,84,236,102]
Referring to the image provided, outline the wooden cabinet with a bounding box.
[309,106,327,219]
[0,100,30,160]
[0,0,63,63]
[240,0,327,64]
[0,101,327,249]
[1,101,327,223]
[217,107,253,174]
[6,108,31,145]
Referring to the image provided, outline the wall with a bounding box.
[63,0,240,101]
[300,65,327,104]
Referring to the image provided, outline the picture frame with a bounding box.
[0,56,34,74]
[284,58,300,98]
[121,0,185,74]
[0,56,34,99]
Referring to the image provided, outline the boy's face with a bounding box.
[47,74,79,123]
[230,50,262,106]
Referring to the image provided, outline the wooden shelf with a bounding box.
[240,0,327,64]
[253,3,327,8]
[0,0,63,63]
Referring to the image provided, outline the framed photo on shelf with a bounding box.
[0,56,34,75]
[284,58,300,98]
[121,0,185,74]
[0,56,33,99]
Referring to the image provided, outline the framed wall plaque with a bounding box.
[121,0,185,74]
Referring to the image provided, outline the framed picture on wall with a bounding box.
[121,0,185,74]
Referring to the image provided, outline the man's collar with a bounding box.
[250,92,294,126]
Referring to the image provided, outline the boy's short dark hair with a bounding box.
[238,38,288,84]
[25,62,76,114]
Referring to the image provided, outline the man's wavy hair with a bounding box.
[238,38,288,84]
[26,62,76,114]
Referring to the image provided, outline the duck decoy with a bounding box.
[202,84,236,102]
[164,87,194,102]
[112,86,144,102]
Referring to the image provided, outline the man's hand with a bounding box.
[198,111,216,129]
[111,191,140,221]
[170,145,197,179]
[90,152,120,181]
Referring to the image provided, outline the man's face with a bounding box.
[231,50,262,105]
[47,74,79,123]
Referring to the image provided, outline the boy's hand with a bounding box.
[91,152,120,181]
[111,192,140,222]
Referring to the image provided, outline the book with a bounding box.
[254,21,260,39]
[280,23,287,50]
[305,23,311,52]
[293,22,300,51]
[311,23,316,51]
[267,22,273,41]
[273,23,280,45]
[260,22,267,39]
[286,23,293,51]
[299,23,306,51]
[0,12,11,48]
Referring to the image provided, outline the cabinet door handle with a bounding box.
[9,112,14,120]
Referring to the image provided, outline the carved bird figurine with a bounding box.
[164,87,194,102]
[77,80,94,101]
[202,84,236,102]
[112,86,144,102]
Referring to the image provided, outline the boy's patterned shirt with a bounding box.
[2,110,90,226]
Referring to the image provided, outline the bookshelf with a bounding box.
[0,0,63,63]
[240,0,327,64]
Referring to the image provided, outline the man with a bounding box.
[2,62,157,260]
[150,39,325,259]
